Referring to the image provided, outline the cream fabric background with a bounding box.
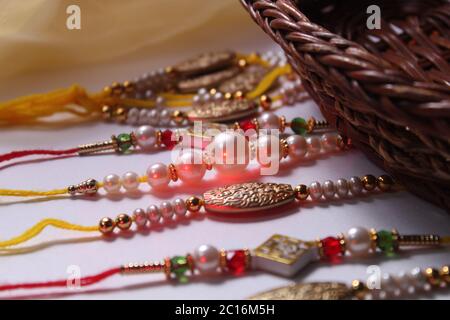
[0,0,250,82]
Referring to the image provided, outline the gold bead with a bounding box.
[224,92,233,100]
[114,107,127,123]
[186,196,203,212]
[116,214,132,230]
[259,95,272,110]
[425,267,442,286]
[377,175,394,191]
[234,91,244,100]
[237,58,247,68]
[168,163,178,182]
[440,266,450,283]
[361,174,377,191]
[101,105,113,120]
[123,80,135,94]
[165,66,174,74]
[351,280,366,299]
[103,86,112,96]
[294,184,309,200]
[171,110,186,125]
[111,82,123,96]
[99,217,115,234]
[209,88,217,96]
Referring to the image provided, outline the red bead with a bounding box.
[239,120,256,133]
[161,129,179,150]
[321,237,342,259]
[226,250,247,275]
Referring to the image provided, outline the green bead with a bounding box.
[290,117,307,135]
[117,133,132,153]
[170,256,189,283]
[377,230,395,256]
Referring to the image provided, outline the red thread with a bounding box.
[0,267,121,291]
[0,148,79,163]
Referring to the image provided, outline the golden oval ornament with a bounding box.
[203,182,295,214]
[248,282,351,300]
[187,99,257,122]
[177,67,240,93]
[173,51,236,77]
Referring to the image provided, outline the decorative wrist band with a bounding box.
[0,175,397,250]
[0,129,347,198]
[0,50,301,127]
[249,264,450,300]
[0,112,330,165]
[0,227,448,295]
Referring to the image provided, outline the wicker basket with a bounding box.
[241,0,450,211]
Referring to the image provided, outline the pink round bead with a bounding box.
[147,163,170,189]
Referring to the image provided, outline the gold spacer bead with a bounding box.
[337,233,346,254]
[316,238,324,259]
[234,91,244,100]
[99,217,115,235]
[244,248,252,270]
[101,105,113,120]
[114,107,127,123]
[219,249,227,270]
[369,228,378,252]
[209,88,217,96]
[115,214,132,231]
[165,66,174,74]
[425,267,442,287]
[103,86,112,96]
[280,138,289,158]
[251,118,260,132]
[186,254,195,273]
[377,175,394,191]
[237,58,247,68]
[164,257,172,280]
[171,110,186,126]
[361,174,377,191]
[440,266,450,283]
[186,196,203,212]
[233,122,241,131]
[279,115,286,133]
[156,130,163,146]
[294,184,309,200]
[123,80,135,94]
[306,117,316,133]
[111,82,123,96]
[351,280,366,299]
[259,95,272,111]
[168,164,178,182]
[224,92,233,100]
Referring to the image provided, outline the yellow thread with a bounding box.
[0,188,68,197]
[246,64,291,100]
[0,219,97,248]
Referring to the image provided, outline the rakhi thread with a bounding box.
[0,148,79,164]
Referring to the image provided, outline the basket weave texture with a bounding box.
[241,0,450,211]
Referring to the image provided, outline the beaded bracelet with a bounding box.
[1,227,448,296]
[0,50,300,127]
[0,113,329,164]
[249,264,450,300]
[0,175,397,250]
[0,129,346,198]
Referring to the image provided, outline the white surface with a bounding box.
[0,20,449,300]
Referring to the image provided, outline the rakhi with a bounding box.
[0,50,299,127]
[0,226,448,294]
[0,112,329,165]
[249,264,450,300]
[0,129,346,198]
[0,174,396,249]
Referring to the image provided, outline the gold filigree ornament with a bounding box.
[203,182,296,214]
[187,99,258,123]
[248,282,351,300]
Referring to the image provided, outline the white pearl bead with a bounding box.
[349,176,363,195]
[126,108,139,125]
[320,133,338,152]
[345,227,371,256]
[147,163,170,189]
[309,181,322,200]
[148,109,160,126]
[175,149,206,183]
[159,108,171,126]
[122,171,140,191]
[173,198,187,216]
[160,201,174,219]
[322,180,335,200]
[193,244,219,273]
[306,136,321,155]
[132,208,147,227]
[286,135,307,160]
[256,134,282,167]
[138,109,150,125]
[134,126,156,150]
[146,205,161,223]
[258,112,279,130]
[198,88,207,96]
[335,178,349,198]
[103,174,121,193]
[211,131,249,174]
